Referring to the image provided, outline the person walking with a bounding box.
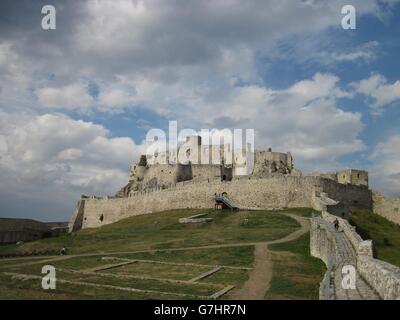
[334,218,339,231]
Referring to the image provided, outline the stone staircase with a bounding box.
[214,194,240,210]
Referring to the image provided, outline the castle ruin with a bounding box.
[66,134,400,299]
[68,135,372,231]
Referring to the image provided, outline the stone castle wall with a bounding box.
[72,175,372,230]
[191,164,222,182]
[337,169,369,187]
[78,176,317,229]
[68,200,85,232]
[140,164,194,188]
[311,210,400,300]
[373,191,400,225]
[317,178,372,209]
[357,255,400,300]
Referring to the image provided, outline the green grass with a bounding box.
[103,263,211,281]
[0,208,313,300]
[265,233,326,300]
[0,257,54,269]
[349,209,400,267]
[77,274,219,297]
[115,246,254,268]
[0,273,190,300]
[200,268,249,289]
[0,209,300,255]
[282,208,321,218]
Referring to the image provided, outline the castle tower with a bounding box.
[179,135,202,164]
[136,155,148,181]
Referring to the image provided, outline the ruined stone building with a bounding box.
[69,135,383,231]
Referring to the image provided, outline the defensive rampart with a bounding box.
[311,211,400,300]
[69,175,372,230]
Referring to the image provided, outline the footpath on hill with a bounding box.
[229,213,310,300]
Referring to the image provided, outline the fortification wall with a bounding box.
[357,255,400,300]
[141,164,194,188]
[310,210,400,300]
[307,172,337,181]
[68,200,85,232]
[191,164,221,182]
[319,178,372,209]
[320,211,374,256]
[373,191,400,225]
[310,217,335,267]
[337,169,368,187]
[254,150,288,164]
[142,164,177,188]
[310,216,336,299]
[72,175,373,230]
[78,176,318,229]
[252,151,291,176]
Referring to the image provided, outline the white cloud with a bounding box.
[287,73,349,101]
[0,71,366,219]
[36,83,95,110]
[98,89,136,109]
[1,0,399,219]
[124,71,365,171]
[0,112,144,219]
[317,41,380,64]
[332,41,379,62]
[352,74,400,115]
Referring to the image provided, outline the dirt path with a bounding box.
[229,213,310,300]
[1,213,311,300]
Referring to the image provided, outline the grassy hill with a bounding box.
[350,209,400,267]
[1,208,301,255]
[0,208,322,300]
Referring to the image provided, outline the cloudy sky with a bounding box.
[0,0,400,221]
